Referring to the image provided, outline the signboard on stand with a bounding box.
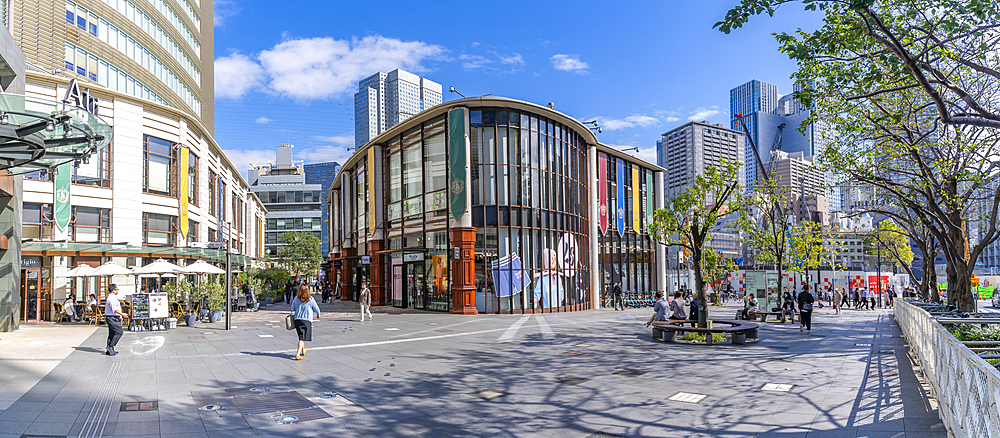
[132,293,150,319]
[149,293,168,318]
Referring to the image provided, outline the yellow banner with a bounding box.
[632,165,640,232]
[367,148,375,234]
[179,146,189,238]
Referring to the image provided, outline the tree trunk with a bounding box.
[946,263,958,306]
[692,245,708,328]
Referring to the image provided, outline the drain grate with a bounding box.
[758,383,795,392]
[667,391,708,404]
[612,369,648,377]
[561,351,587,356]
[120,401,158,411]
[468,389,510,401]
[553,376,591,385]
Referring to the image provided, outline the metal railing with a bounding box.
[894,301,1000,438]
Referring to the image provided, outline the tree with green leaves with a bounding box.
[276,232,322,279]
[717,0,1000,311]
[703,247,738,303]
[787,220,841,295]
[648,159,743,328]
[738,177,794,291]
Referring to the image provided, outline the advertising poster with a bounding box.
[149,293,168,318]
[745,271,766,300]
[529,233,578,309]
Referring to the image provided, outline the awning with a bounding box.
[0,92,112,174]
[21,241,254,265]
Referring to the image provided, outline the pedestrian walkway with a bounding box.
[0,304,946,437]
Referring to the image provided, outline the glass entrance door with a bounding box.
[406,263,425,309]
[20,269,41,322]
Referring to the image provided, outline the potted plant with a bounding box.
[206,282,225,323]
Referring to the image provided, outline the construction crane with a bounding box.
[766,123,786,184]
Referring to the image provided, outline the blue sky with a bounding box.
[211,0,823,171]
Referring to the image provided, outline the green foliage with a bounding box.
[276,232,322,278]
[679,332,731,343]
[738,178,792,271]
[162,280,192,302]
[256,267,290,292]
[203,281,225,312]
[865,219,915,267]
[787,220,842,275]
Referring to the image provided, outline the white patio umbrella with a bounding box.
[63,264,95,277]
[183,260,226,275]
[90,261,133,276]
[134,259,186,293]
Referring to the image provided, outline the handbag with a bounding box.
[285,314,294,330]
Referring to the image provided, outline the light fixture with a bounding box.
[82,154,90,164]
[45,120,55,132]
[448,86,466,98]
[64,123,72,138]
[0,112,8,125]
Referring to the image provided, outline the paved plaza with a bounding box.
[0,303,947,437]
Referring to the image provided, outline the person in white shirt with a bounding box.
[104,284,128,356]
[63,294,77,322]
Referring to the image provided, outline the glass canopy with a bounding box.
[0,93,113,174]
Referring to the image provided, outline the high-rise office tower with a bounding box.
[248,145,323,257]
[354,69,442,147]
[730,80,778,189]
[658,121,746,199]
[9,0,215,131]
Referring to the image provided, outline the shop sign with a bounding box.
[402,253,424,263]
[62,79,100,116]
[448,108,468,221]
[54,162,71,230]
[21,256,41,269]
[333,260,343,268]
[361,256,371,265]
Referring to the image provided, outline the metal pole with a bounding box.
[225,239,232,331]
[878,244,882,308]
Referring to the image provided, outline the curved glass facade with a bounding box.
[331,98,662,314]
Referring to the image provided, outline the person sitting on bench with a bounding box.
[780,297,796,323]
[645,291,670,327]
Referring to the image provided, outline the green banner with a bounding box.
[448,108,467,221]
[54,162,72,230]
[978,286,994,299]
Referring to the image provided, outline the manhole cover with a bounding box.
[120,401,157,411]
[200,405,224,411]
[201,332,215,335]
[249,387,269,392]
[667,391,708,404]
[245,328,259,331]
[553,376,591,385]
[612,369,648,377]
[317,393,337,399]
[427,322,440,325]
[468,389,509,401]
[275,415,299,424]
[561,351,587,356]
[586,433,629,438]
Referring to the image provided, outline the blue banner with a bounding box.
[616,159,625,237]
[490,253,530,297]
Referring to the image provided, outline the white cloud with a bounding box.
[688,106,720,122]
[597,114,660,131]
[222,148,276,175]
[314,135,354,146]
[255,116,272,124]
[460,54,490,70]
[664,116,680,123]
[470,41,480,48]
[214,0,241,27]
[217,35,447,100]
[498,53,524,65]
[607,144,658,165]
[550,54,588,73]
[460,51,524,72]
[214,53,265,98]
[295,145,357,166]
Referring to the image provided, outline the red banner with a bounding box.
[867,275,889,294]
[598,154,608,235]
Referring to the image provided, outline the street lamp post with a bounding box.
[877,244,882,308]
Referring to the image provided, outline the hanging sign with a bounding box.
[598,154,608,235]
[54,162,71,230]
[179,147,189,237]
[448,108,468,221]
[367,148,376,234]
[616,159,625,237]
[646,171,654,229]
[632,165,640,232]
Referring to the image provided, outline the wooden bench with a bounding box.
[651,319,759,345]
[748,311,800,322]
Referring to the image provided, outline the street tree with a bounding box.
[717,0,1000,311]
[703,247,738,303]
[648,159,743,328]
[738,177,794,291]
[787,220,841,296]
[276,231,322,279]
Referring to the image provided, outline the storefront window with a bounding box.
[70,206,111,243]
[143,212,176,246]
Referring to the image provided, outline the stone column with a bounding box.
[654,171,667,293]
[368,239,386,306]
[339,249,353,301]
[450,227,477,314]
[589,146,600,310]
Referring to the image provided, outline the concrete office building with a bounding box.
[354,69,442,147]
[329,96,667,313]
[5,0,267,327]
[657,120,746,199]
[303,161,341,256]
[758,151,829,224]
[248,145,322,257]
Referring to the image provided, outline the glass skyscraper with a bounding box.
[354,69,443,147]
[730,79,778,190]
[304,161,341,256]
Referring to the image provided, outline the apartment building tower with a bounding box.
[658,120,746,199]
[354,69,442,147]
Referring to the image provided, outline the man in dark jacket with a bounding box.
[798,285,815,333]
[612,282,624,311]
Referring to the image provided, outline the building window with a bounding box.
[70,206,111,243]
[208,171,217,216]
[143,135,175,196]
[188,220,199,244]
[188,151,198,206]
[73,141,112,187]
[143,212,176,247]
[22,203,53,241]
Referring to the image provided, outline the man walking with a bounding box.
[612,282,624,311]
[104,284,128,356]
[841,286,851,309]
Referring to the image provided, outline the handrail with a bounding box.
[895,300,1000,438]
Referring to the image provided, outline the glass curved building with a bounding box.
[328,97,667,314]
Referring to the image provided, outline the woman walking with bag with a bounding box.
[359,281,373,322]
[291,284,320,360]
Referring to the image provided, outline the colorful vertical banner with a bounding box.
[179,146,189,238]
[646,171,654,229]
[631,165,640,232]
[448,108,468,221]
[217,176,223,242]
[616,159,625,237]
[598,154,608,235]
[53,162,71,230]
[367,147,375,234]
